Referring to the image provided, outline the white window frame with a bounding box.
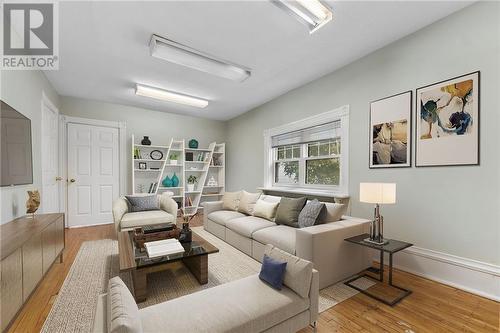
[263,105,349,196]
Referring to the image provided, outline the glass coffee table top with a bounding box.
[131,231,219,268]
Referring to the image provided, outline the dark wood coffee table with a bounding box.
[118,230,219,302]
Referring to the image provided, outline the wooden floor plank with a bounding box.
[7,218,499,333]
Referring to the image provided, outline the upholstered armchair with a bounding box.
[112,193,178,231]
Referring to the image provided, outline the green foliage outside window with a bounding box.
[306,158,339,185]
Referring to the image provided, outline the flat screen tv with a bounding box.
[1,100,33,186]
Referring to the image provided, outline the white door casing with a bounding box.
[41,95,60,213]
[67,123,119,227]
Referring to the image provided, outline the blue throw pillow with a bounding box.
[259,254,287,290]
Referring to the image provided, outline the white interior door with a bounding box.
[67,123,119,227]
[41,101,60,213]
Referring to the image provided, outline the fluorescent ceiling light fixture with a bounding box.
[149,34,251,82]
[135,84,208,108]
[272,0,333,33]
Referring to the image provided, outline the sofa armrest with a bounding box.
[202,201,223,215]
[92,293,108,333]
[295,217,371,289]
[202,201,223,226]
[112,197,129,232]
[309,269,319,325]
[159,193,178,217]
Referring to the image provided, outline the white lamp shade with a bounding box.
[359,183,396,204]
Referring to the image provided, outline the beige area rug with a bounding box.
[42,227,374,332]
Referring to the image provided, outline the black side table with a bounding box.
[344,233,413,306]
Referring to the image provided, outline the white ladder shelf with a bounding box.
[131,136,225,216]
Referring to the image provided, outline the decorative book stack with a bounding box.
[144,238,185,258]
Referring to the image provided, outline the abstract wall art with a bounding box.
[369,91,412,168]
[416,71,479,166]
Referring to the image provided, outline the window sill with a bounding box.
[257,186,349,199]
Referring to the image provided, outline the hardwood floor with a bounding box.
[7,220,499,333]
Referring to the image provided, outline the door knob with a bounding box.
[55,176,62,181]
[69,178,76,183]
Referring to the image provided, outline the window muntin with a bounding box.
[276,145,300,160]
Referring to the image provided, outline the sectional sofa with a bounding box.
[93,245,319,333]
[203,194,371,289]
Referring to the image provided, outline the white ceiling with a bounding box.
[45,1,473,121]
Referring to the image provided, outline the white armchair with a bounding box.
[112,193,178,231]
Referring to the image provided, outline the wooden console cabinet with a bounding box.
[0,213,65,332]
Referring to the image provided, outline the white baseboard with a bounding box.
[374,246,500,302]
[67,221,113,228]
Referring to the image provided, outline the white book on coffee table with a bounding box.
[145,238,185,258]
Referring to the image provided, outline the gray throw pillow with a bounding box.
[298,199,325,228]
[275,197,307,228]
[125,195,159,212]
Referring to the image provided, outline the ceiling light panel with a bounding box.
[149,34,251,82]
[272,0,333,33]
[135,84,208,108]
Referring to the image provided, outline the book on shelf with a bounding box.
[184,196,193,206]
[145,238,184,258]
[148,182,158,193]
[134,147,141,159]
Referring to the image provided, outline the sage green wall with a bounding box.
[60,96,226,193]
[225,2,500,265]
[0,70,60,223]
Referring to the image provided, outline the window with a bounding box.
[305,139,340,186]
[264,106,349,194]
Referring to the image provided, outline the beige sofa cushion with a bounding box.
[139,275,309,333]
[253,199,279,221]
[225,216,276,238]
[107,277,143,333]
[237,191,261,215]
[120,210,175,229]
[317,203,347,223]
[253,226,296,255]
[265,245,313,298]
[260,195,282,203]
[208,210,246,226]
[222,191,241,211]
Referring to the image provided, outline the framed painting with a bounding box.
[369,91,412,168]
[416,71,479,167]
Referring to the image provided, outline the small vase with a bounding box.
[187,183,195,192]
[171,173,179,187]
[141,136,151,145]
[162,176,173,187]
[179,222,192,243]
[188,139,198,149]
[170,159,178,165]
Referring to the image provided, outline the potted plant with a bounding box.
[170,153,178,165]
[187,175,197,192]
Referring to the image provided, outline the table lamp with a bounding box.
[359,183,396,245]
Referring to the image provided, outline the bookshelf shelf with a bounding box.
[134,144,169,149]
[132,135,225,216]
[134,159,166,162]
[185,148,211,152]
